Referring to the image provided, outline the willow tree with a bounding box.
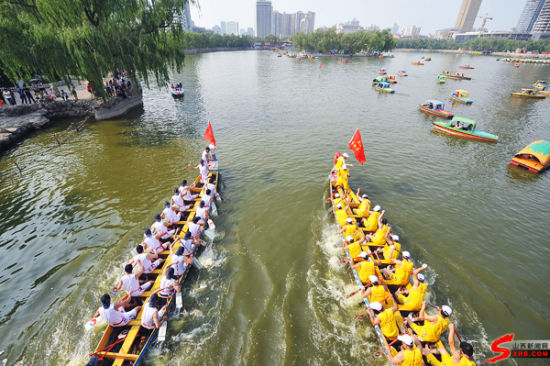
[0,0,190,94]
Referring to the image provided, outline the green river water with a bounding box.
[0,50,549,365]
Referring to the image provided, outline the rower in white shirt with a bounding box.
[112,263,154,304]
[203,189,213,209]
[151,214,175,241]
[170,245,193,277]
[171,188,190,214]
[142,229,170,255]
[129,244,164,276]
[195,200,209,224]
[158,266,181,298]
[141,291,166,330]
[179,180,198,204]
[181,230,199,254]
[188,216,203,245]
[187,159,210,185]
[201,146,212,166]
[161,201,181,228]
[94,294,141,328]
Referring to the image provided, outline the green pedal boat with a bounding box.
[433,117,498,143]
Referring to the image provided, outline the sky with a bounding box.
[190,0,527,35]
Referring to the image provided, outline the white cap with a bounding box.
[402,251,411,258]
[358,251,368,259]
[392,234,400,241]
[398,334,414,346]
[418,274,425,282]
[441,305,452,317]
[334,193,340,198]
[345,218,353,223]
[373,205,381,212]
[346,236,354,242]
[369,302,383,311]
[362,194,368,198]
[342,153,349,158]
[422,263,428,269]
[337,203,342,209]
[369,275,378,283]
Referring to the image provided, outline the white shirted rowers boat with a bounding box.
[86,159,219,366]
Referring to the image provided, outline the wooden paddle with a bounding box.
[346,283,373,298]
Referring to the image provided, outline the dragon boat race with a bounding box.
[1,1,549,366]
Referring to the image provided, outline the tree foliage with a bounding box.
[292,29,396,54]
[181,32,253,49]
[396,38,550,53]
[0,0,192,93]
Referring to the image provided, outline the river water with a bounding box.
[0,51,549,365]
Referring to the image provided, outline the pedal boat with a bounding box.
[510,140,550,173]
[433,117,498,143]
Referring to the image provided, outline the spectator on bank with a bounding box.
[61,89,68,101]
[9,89,17,105]
[71,87,78,101]
[25,87,36,103]
[18,88,28,104]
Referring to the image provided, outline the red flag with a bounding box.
[348,129,366,165]
[203,121,216,146]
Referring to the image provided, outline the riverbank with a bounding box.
[184,47,253,55]
[395,48,550,59]
[0,94,142,152]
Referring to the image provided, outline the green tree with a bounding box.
[0,0,191,96]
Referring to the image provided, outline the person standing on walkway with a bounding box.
[24,87,36,103]
[18,88,27,104]
[9,89,17,105]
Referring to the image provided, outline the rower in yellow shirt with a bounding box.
[367,301,400,341]
[425,323,477,365]
[367,217,390,246]
[382,250,415,286]
[363,205,383,232]
[334,203,350,228]
[350,252,380,285]
[342,235,368,259]
[354,189,371,219]
[384,334,424,366]
[396,265,428,312]
[334,152,353,172]
[339,217,365,243]
[408,301,452,343]
[362,275,391,308]
[378,234,402,261]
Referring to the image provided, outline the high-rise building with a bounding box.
[532,0,550,38]
[227,21,239,35]
[304,11,315,34]
[272,10,282,36]
[455,0,482,32]
[220,21,227,35]
[256,1,273,38]
[517,0,546,32]
[392,22,399,34]
[335,19,362,34]
[281,12,292,37]
[174,2,193,30]
[402,25,421,37]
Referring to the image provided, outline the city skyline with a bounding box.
[190,0,525,35]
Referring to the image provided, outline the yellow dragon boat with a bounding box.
[328,153,475,366]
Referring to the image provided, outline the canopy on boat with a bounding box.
[399,70,407,73]
[514,140,550,167]
[378,82,391,88]
[425,99,445,110]
[454,90,469,98]
[373,76,388,82]
[450,117,476,131]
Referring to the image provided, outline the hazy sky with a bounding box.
[190,0,526,34]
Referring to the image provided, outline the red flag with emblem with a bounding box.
[203,120,216,146]
[348,129,366,165]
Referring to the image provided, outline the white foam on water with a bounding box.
[196,244,226,269]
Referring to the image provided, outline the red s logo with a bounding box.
[487,334,514,363]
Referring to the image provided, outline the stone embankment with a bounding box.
[0,95,142,152]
